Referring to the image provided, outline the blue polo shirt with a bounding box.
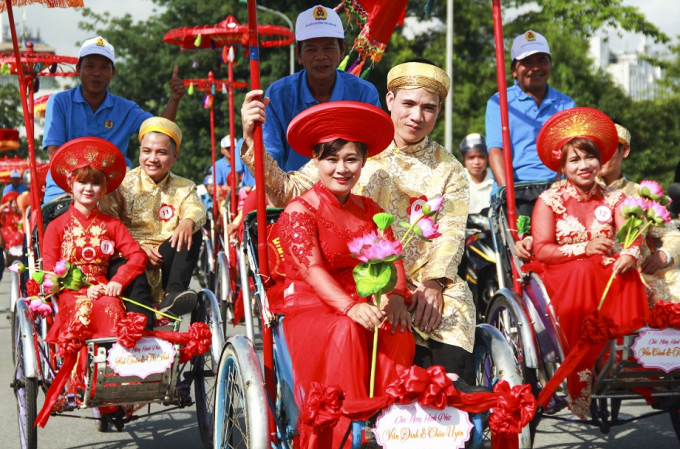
[3,183,27,195]
[485,82,575,184]
[215,154,244,186]
[263,69,381,172]
[42,86,152,203]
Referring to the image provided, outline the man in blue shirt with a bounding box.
[215,135,246,187]
[262,5,381,172]
[3,170,27,195]
[485,30,575,209]
[42,36,186,203]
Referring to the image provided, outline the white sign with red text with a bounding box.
[107,337,176,379]
[373,402,472,449]
[632,328,680,373]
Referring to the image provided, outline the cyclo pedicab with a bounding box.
[210,5,537,448]
[11,137,225,449]
[484,108,680,446]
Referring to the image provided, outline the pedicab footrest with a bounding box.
[82,337,182,408]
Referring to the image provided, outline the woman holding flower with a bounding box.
[36,138,147,427]
[531,108,649,418]
[243,101,415,448]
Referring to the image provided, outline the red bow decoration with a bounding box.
[580,309,618,344]
[181,322,213,361]
[302,383,346,430]
[115,313,147,348]
[488,382,536,449]
[57,320,92,357]
[26,278,40,297]
[648,300,680,329]
[386,365,459,409]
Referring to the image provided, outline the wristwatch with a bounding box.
[432,278,447,290]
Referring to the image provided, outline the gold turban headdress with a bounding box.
[138,117,182,151]
[615,124,631,145]
[387,62,450,102]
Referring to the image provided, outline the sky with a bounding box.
[1,0,678,58]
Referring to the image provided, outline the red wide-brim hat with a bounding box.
[1,191,19,205]
[536,107,618,172]
[51,137,127,194]
[287,101,394,158]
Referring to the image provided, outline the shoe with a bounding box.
[159,290,198,317]
[453,378,493,394]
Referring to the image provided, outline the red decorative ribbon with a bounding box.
[302,365,535,447]
[648,300,680,329]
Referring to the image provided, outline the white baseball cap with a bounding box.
[10,169,21,178]
[295,5,345,42]
[78,36,116,65]
[511,30,550,62]
[221,136,231,148]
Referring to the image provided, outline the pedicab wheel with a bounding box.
[192,300,219,449]
[215,254,233,336]
[92,408,109,432]
[14,310,38,449]
[474,324,533,449]
[670,407,680,441]
[214,336,269,449]
[486,295,539,445]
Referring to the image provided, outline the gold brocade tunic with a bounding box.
[100,167,206,302]
[242,137,475,352]
[608,177,680,304]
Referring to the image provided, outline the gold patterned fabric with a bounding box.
[138,117,182,151]
[608,177,680,304]
[387,62,450,101]
[99,167,206,302]
[242,137,475,352]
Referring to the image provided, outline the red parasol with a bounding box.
[0,128,20,152]
[33,94,51,118]
[1,0,84,248]
[163,15,293,52]
[342,0,407,74]
[0,155,47,183]
[164,15,292,225]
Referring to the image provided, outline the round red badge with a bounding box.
[159,204,175,222]
[594,205,613,223]
[82,247,96,261]
[101,240,115,255]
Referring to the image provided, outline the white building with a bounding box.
[589,35,664,101]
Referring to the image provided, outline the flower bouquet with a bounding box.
[598,180,672,309]
[11,260,179,321]
[348,195,443,397]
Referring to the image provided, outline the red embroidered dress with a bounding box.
[43,205,147,342]
[1,208,23,248]
[278,182,415,448]
[532,181,648,418]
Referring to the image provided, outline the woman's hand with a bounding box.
[613,254,636,275]
[586,237,614,257]
[105,281,123,297]
[87,284,105,300]
[347,303,385,331]
[241,90,270,150]
[383,294,410,334]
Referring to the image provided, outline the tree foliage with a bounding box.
[69,0,679,186]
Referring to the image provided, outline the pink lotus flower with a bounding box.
[422,197,444,216]
[620,197,647,218]
[647,201,672,225]
[639,180,664,199]
[43,276,55,290]
[416,216,442,239]
[407,196,444,222]
[8,261,25,274]
[26,297,52,317]
[348,232,402,263]
[54,260,68,278]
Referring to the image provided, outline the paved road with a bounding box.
[0,274,678,448]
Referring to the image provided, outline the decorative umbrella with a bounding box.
[0,155,47,183]
[341,0,408,76]
[1,0,84,247]
[164,15,293,223]
[33,94,51,118]
[182,71,247,210]
[0,41,78,131]
[0,128,20,152]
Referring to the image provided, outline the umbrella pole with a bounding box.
[28,79,35,135]
[4,0,44,249]
[247,0,275,443]
[209,96,218,256]
[492,0,521,293]
[227,53,238,222]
